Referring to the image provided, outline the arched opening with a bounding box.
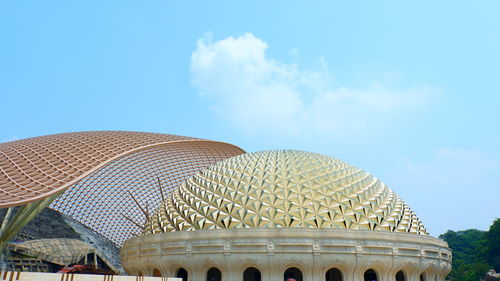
[138,271,143,276]
[244,267,261,281]
[420,273,426,281]
[396,271,405,281]
[284,267,303,281]
[364,269,378,281]
[177,268,188,281]
[325,268,343,281]
[153,268,161,277]
[207,267,222,281]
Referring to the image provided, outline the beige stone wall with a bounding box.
[1,271,181,281]
[121,228,452,281]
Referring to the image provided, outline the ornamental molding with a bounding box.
[122,228,451,280]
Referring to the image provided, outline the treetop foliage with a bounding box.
[439,218,500,281]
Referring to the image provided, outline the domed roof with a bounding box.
[145,150,428,235]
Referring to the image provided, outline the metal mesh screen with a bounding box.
[50,141,244,246]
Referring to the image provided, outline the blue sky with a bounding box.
[1,1,498,236]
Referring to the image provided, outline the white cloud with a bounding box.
[190,33,437,137]
[385,148,497,236]
[288,48,299,56]
[394,148,494,185]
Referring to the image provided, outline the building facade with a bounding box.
[121,150,452,281]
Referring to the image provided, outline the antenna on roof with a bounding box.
[127,190,150,223]
[120,214,144,230]
[156,175,166,203]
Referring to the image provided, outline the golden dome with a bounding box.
[145,150,428,235]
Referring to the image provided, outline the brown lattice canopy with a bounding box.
[0,131,245,245]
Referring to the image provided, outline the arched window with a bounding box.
[207,267,222,281]
[420,273,426,281]
[325,268,343,281]
[153,268,161,277]
[364,269,378,281]
[284,267,303,281]
[177,268,188,281]
[396,271,405,281]
[244,267,261,281]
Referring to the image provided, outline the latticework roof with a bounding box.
[0,131,198,207]
[146,150,428,235]
[0,131,245,245]
[9,238,110,267]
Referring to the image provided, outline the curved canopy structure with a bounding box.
[9,238,114,269]
[0,131,245,245]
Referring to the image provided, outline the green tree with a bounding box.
[487,218,500,271]
[440,229,489,281]
[440,219,500,281]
